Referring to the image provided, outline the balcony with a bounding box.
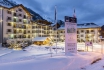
[13,31,17,34]
[7,18,12,22]
[13,25,20,28]
[22,26,26,29]
[14,37,18,38]
[23,32,26,34]
[6,32,12,34]
[28,21,31,24]
[18,26,22,28]
[90,32,95,34]
[23,22,27,24]
[85,37,90,38]
[13,19,17,22]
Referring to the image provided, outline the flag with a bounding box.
[73,9,76,18]
[53,5,57,30]
[55,6,57,21]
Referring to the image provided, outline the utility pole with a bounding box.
[55,5,57,54]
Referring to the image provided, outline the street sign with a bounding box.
[65,16,77,54]
[85,42,93,46]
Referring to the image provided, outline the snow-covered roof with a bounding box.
[58,27,65,30]
[51,23,55,26]
[77,25,100,29]
[58,23,100,30]
[32,37,50,41]
[77,23,100,29]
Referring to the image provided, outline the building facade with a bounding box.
[58,23,101,43]
[0,4,101,47]
[0,4,53,45]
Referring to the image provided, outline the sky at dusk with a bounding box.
[15,0,104,25]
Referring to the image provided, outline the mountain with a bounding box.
[43,16,54,23]
[25,7,44,20]
[52,20,64,30]
[0,0,44,20]
[57,20,64,27]
[0,0,64,24]
[0,0,17,7]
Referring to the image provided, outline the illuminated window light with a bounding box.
[11,34,14,38]
[0,20,2,22]
[23,19,27,20]
[13,17,17,18]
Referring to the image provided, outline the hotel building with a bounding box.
[57,23,101,43]
[0,4,53,45]
[0,4,101,47]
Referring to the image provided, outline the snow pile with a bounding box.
[24,45,50,54]
[24,44,64,55]
[24,45,49,51]
[85,56,104,70]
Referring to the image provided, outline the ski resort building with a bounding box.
[0,1,102,48]
[0,4,53,46]
[57,23,101,43]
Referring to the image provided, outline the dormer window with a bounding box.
[18,8,22,12]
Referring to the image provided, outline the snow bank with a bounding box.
[85,56,104,70]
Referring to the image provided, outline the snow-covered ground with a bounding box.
[85,56,104,70]
[0,43,104,70]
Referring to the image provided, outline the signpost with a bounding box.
[99,36,104,54]
[85,42,93,51]
[65,16,77,55]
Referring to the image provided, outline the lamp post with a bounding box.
[54,5,57,54]
[50,36,53,57]
[31,21,33,44]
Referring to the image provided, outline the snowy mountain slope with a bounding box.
[43,16,54,23]
[0,0,44,20]
[0,0,17,8]
[26,7,44,20]
[0,0,64,24]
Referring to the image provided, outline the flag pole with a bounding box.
[55,5,57,54]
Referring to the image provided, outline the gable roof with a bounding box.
[0,4,32,16]
[10,4,32,16]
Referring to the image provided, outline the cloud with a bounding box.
[15,0,104,25]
